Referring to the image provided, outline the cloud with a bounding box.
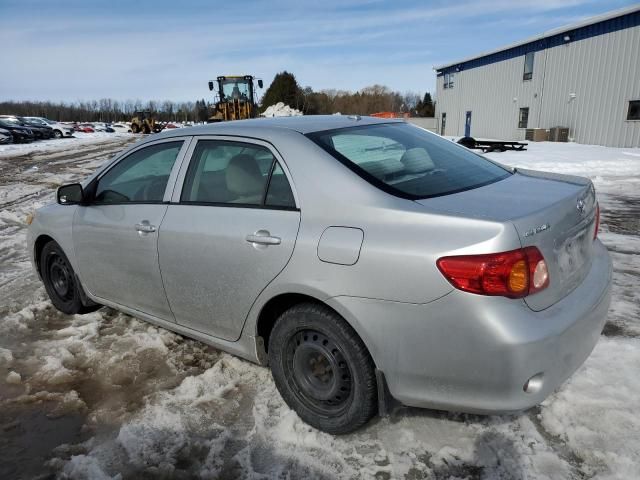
[0,0,634,101]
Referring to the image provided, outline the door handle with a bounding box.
[135,222,156,233]
[246,231,281,246]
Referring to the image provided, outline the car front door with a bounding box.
[158,138,300,341]
[73,138,190,321]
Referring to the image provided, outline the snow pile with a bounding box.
[260,102,303,117]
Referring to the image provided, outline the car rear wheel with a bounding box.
[53,130,63,139]
[268,303,377,434]
[40,241,101,315]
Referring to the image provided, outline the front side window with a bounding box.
[94,141,183,204]
[518,107,529,129]
[181,140,295,208]
[627,100,640,120]
[308,123,511,200]
[523,52,534,80]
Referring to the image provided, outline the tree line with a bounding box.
[261,71,435,117]
[1,71,435,122]
[0,99,212,123]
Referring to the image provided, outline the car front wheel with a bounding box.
[40,241,101,315]
[268,303,378,434]
[53,130,63,139]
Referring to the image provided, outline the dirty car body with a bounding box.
[28,116,612,432]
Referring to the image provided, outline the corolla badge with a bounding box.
[576,198,586,214]
[523,223,550,237]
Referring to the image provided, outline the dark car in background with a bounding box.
[17,116,54,139]
[0,115,53,140]
[0,127,13,144]
[0,118,35,143]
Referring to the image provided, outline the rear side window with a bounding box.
[308,123,511,199]
[181,140,295,208]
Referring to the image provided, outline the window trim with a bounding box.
[306,123,511,201]
[627,100,640,121]
[173,136,299,211]
[84,137,191,206]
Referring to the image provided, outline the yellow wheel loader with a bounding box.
[130,111,164,134]
[207,75,263,122]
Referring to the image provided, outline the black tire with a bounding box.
[53,130,63,139]
[40,241,101,315]
[457,136,476,148]
[268,303,377,434]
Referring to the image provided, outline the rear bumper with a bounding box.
[328,240,612,414]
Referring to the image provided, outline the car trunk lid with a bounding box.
[415,169,598,310]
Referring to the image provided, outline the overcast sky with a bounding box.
[2,0,637,103]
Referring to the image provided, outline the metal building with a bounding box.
[434,5,640,147]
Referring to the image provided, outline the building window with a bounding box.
[518,108,529,128]
[523,52,534,80]
[627,100,640,120]
[441,113,446,135]
[443,72,454,89]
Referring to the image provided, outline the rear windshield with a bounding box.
[307,123,511,199]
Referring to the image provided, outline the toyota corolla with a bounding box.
[27,116,612,434]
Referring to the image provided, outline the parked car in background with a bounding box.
[0,127,13,144]
[164,123,179,129]
[112,123,132,133]
[24,117,74,138]
[0,118,35,143]
[0,115,53,140]
[27,116,611,434]
[74,124,95,133]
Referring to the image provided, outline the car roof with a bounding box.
[153,115,404,139]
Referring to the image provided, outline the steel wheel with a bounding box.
[39,241,101,315]
[47,254,75,302]
[268,303,378,434]
[285,329,353,415]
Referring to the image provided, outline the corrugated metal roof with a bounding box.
[435,4,640,72]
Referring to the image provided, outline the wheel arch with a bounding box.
[34,234,57,277]
[255,292,380,370]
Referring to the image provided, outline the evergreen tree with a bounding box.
[260,71,302,111]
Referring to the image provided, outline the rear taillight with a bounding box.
[437,247,549,298]
[593,202,600,240]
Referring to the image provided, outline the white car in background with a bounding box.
[24,117,74,138]
[112,123,132,133]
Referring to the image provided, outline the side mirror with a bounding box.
[258,79,263,88]
[57,183,84,205]
[208,81,214,91]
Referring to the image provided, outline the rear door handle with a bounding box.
[246,230,281,246]
[135,222,156,233]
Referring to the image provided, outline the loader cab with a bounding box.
[216,76,254,103]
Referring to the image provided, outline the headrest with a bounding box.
[400,147,435,173]
[225,154,263,195]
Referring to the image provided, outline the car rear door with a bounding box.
[73,138,191,321]
[158,137,300,341]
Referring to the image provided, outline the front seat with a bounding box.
[225,154,264,204]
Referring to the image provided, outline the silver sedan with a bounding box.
[27,116,612,434]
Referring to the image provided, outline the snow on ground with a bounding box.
[0,138,639,479]
[0,132,135,159]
